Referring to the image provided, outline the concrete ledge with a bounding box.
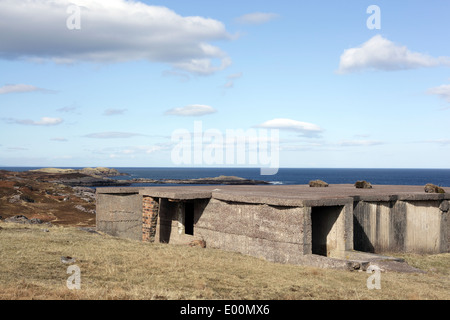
[139,188,212,200]
[96,187,143,194]
[99,184,449,204]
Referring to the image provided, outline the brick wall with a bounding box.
[142,196,159,242]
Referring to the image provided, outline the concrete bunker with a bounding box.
[96,184,449,270]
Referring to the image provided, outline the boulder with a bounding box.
[309,180,329,188]
[355,180,373,189]
[61,256,76,264]
[4,215,30,224]
[4,215,44,225]
[188,239,206,248]
[439,200,449,212]
[424,183,445,194]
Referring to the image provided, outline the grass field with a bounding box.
[0,222,448,300]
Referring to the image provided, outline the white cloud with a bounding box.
[165,104,217,116]
[224,72,243,89]
[427,84,450,104]
[337,35,450,74]
[423,139,450,146]
[255,118,323,137]
[337,140,384,147]
[162,70,191,82]
[84,132,143,139]
[122,145,165,155]
[235,12,280,25]
[0,0,233,75]
[0,84,49,94]
[7,117,63,126]
[51,137,68,142]
[57,103,80,113]
[103,108,127,116]
[96,143,171,159]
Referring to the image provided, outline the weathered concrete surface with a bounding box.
[353,200,449,254]
[192,198,311,265]
[96,188,142,241]
[135,184,450,205]
[96,184,450,266]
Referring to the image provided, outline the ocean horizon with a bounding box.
[2,167,450,187]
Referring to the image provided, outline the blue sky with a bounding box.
[0,0,449,169]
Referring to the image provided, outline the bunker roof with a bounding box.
[97,184,450,207]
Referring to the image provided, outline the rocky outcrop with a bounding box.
[48,174,132,187]
[3,215,51,226]
[309,180,329,187]
[79,167,126,178]
[424,183,446,194]
[30,167,127,178]
[130,175,270,185]
[355,180,373,189]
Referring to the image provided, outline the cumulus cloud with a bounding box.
[337,35,450,74]
[165,104,217,116]
[255,118,323,137]
[235,12,280,25]
[427,84,450,104]
[84,132,143,139]
[6,117,63,126]
[0,84,52,94]
[0,0,233,75]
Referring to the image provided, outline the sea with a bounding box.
[2,167,450,187]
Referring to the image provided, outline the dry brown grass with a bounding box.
[0,222,449,300]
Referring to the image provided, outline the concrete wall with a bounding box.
[405,201,449,253]
[96,190,142,241]
[353,200,449,254]
[155,198,311,265]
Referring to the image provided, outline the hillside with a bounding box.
[0,169,97,226]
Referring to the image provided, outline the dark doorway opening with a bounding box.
[185,202,195,235]
[311,206,342,256]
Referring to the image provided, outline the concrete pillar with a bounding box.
[177,202,185,235]
[142,196,159,242]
